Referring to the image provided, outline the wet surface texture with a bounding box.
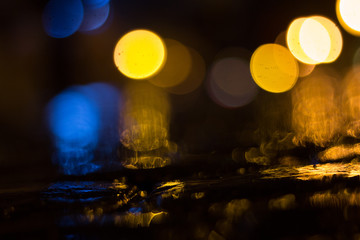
[2,157,360,239]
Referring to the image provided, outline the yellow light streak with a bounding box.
[291,68,341,147]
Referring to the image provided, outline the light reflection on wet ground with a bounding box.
[4,161,360,239]
[60,211,167,228]
[261,162,360,180]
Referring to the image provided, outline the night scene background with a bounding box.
[2,0,360,239]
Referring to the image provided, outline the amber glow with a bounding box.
[262,162,360,180]
[113,29,166,79]
[291,69,341,147]
[275,30,287,46]
[342,66,360,138]
[318,144,360,161]
[121,151,172,169]
[298,62,316,77]
[114,211,167,227]
[287,18,318,64]
[155,180,185,199]
[120,82,170,152]
[225,199,251,218]
[287,16,342,64]
[119,82,173,169]
[336,0,360,36]
[311,16,342,63]
[275,30,315,77]
[310,189,360,207]
[148,39,192,88]
[250,43,298,93]
[166,47,205,95]
[268,194,295,210]
[300,18,331,63]
[245,147,271,165]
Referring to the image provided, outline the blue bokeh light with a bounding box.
[53,147,100,175]
[47,88,100,175]
[79,3,110,32]
[79,83,121,157]
[48,90,100,147]
[46,83,121,175]
[82,0,110,9]
[42,0,84,38]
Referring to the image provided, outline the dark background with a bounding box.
[2,1,360,239]
[0,0,354,173]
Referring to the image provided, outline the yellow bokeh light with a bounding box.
[275,30,287,46]
[298,62,316,77]
[113,29,166,79]
[148,39,192,88]
[300,18,331,63]
[250,43,299,93]
[275,30,316,78]
[287,18,319,64]
[166,47,206,95]
[275,30,316,77]
[336,0,360,36]
[287,16,343,64]
[310,16,342,63]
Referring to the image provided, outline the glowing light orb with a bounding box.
[300,18,331,63]
[42,0,84,38]
[114,29,166,79]
[207,57,258,108]
[79,83,121,154]
[337,0,360,36]
[82,0,110,9]
[287,16,342,64]
[298,62,316,78]
[47,83,123,175]
[250,43,298,93]
[287,18,327,64]
[287,18,317,64]
[275,31,287,46]
[48,90,99,146]
[148,39,192,88]
[311,16,342,63]
[275,31,316,77]
[47,88,101,175]
[166,47,205,95]
[79,2,110,32]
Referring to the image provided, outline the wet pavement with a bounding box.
[2,156,360,239]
